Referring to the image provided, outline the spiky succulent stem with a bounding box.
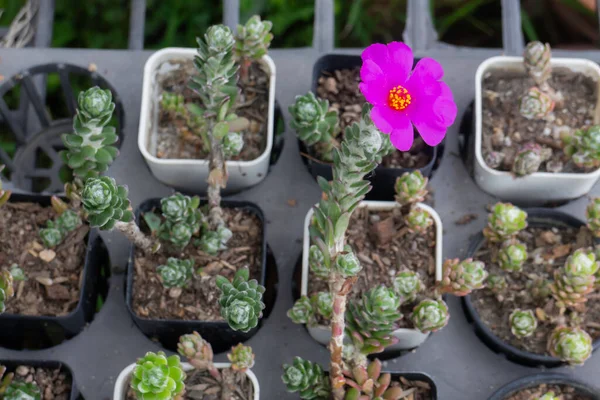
[524,41,553,94]
[308,105,389,399]
[190,25,239,229]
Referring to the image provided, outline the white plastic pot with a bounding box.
[113,361,260,400]
[138,48,276,193]
[474,56,600,205]
[301,200,443,351]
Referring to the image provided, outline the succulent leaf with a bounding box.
[487,274,507,294]
[334,251,362,278]
[311,292,333,319]
[551,248,598,308]
[309,245,330,279]
[177,331,215,372]
[564,126,600,170]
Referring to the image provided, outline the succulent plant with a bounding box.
[311,291,333,319]
[81,176,133,230]
[157,258,194,288]
[282,357,330,400]
[487,274,507,294]
[394,170,428,206]
[222,131,244,157]
[343,358,405,400]
[39,209,82,248]
[198,226,232,255]
[60,87,119,181]
[288,296,315,325]
[498,240,528,272]
[405,207,434,233]
[439,258,488,296]
[158,193,202,249]
[509,309,538,338]
[309,245,330,279]
[235,15,273,80]
[346,286,402,355]
[289,92,338,153]
[4,380,41,400]
[392,270,422,303]
[551,248,598,308]
[161,92,186,115]
[411,299,450,334]
[483,202,528,242]
[484,151,505,169]
[512,142,552,177]
[547,326,593,365]
[177,331,219,379]
[9,265,25,282]
[523,41,552,89]
[0,270,14,313]
[216,268,266,332]
[563,126,600,170]
[228,343,255,372]
[39,227,63,248]
[529,277,553,301]
[0,165,10,208]
[519,87,554,120]
[586,198,600,237]
[130,351,186,400]
[334,251,362,278]
[537,392,559,400]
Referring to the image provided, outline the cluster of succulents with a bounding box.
[215,268,265,332]
[481,202,597,365]
[39,209,82,248]
[287,292,333,326]
[563,125,600,171]
[395,170,434,234]
[157,193,203,249]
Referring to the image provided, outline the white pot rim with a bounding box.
[137,47,276,168]
[114,361,260,400]
[474,55,600,179]
[300,200,443,344]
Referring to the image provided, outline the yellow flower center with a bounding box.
[388,85,412,111]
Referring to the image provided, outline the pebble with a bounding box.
[324,77,338,94]
[542,127,551,136]
[16,366,29,376]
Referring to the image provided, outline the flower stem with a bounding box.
[114,220,156,254]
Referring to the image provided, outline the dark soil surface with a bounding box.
[504,383,593,400]
[155,59,269,161]
[391,375,434,400]
[315,67,432,169]
[307,207,437,329]
[9,365,73,400]
[131,208,263,321]
[126,368,254,400]
[481,68,598,173]
[0,202,89,316]
[470,225,599,356]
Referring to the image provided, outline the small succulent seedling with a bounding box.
[547,326,593,365]
[498,240,528,272]
[344,358,405,399]
[537,392,559,400]
[487,274,507,294]
[0,165,10,208]
[282,357,331,400]
[234,15,273,81]
[157,258,194,288]
[523,41,553,94]
[405,207,434,233]
[228,343,255,372]
[586,198,600,237]
[160,92,209,152]
[288,292,333,327]
[39,209,82,248]
[512,142,552,177]
[439,258,488,296]
[551,248,598,308]
[130,351,185,400]
[483,202,528,242]
[4,380,41,400]
[394,170,428,206]
[509,309,538,338]
[178,331,221,379]
[393,271,422,303]
[308,245,329,279]
[216,268,265,332]
[289,92,339,161]
[563,126,600,171]
[411,299,450,334]
[0,270,14,314]
[157,193,203,249]
[9,265,25,282]
[519,87,554,120]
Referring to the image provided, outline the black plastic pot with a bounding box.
[126,198,268,353]
[1,360,81,400]
[462,208,600,368]
[488,373,600,400]
[0,193,109,350]
[301,54,438,200]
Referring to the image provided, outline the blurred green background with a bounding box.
[0,0,597,49]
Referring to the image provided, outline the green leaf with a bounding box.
[143,212,162,234]
[213,121,229,140]
[67,152,85,168]
[334,213,350,241]
[95,148,113,164]
[62,133,83,147]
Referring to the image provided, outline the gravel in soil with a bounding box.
[154,59,269,162]
[315,67,433,169]
[307,207,437,329]
[504,383,593,400]
[481,68,598,173]
[0,202,89,316]
[131,208,263,321]
[10,365,73,400]
[470,225,599,356]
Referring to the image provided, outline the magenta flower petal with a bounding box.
[370,105,395,134]
[360,59,385,84]
[412,118,446,147]
[359,82,387,106]
[386,42,413,84]
[389,117,414,151]
[410,58,444,82]
[361,43,390,70]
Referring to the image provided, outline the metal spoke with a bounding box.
[58,66,77,115]
[21,73,51,128]
[0,97,26,143]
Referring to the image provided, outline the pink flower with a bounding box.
[359,42,457,151]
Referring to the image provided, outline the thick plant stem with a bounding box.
[207,127,227,229]
[239,58,251,83]
[114,220,156,254]
[220,368,235,400]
